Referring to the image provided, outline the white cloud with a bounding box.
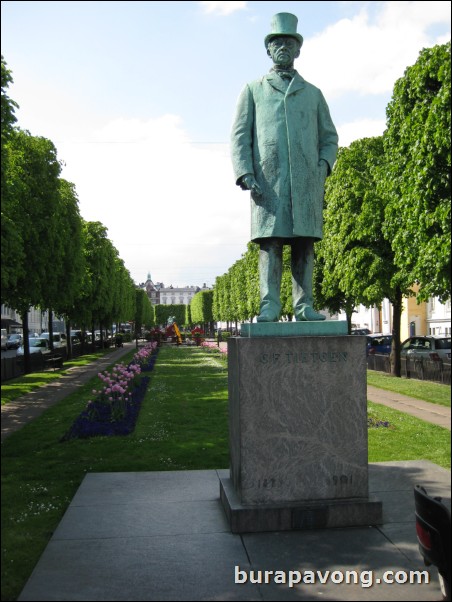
[298,1,451,98]
[59,116,249,287]
[337,118,386,147]
[199,1,247,16]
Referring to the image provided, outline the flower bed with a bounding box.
[201,340,228,354]
[61,343,159,441]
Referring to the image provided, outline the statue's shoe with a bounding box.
[295,306,326,321]
[256,312,279,323]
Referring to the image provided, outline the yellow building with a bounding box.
[400,289,428,340]
[345,288,450,340]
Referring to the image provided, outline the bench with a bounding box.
[45,354,64,371]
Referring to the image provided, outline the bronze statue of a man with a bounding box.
[231,13,338,322]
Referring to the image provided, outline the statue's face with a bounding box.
[267,36,300,67]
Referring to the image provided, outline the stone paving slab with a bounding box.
[19,461,450,602]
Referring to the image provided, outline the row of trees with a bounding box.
[1,55,220,360]
[1,56,153,371]
[208,43,451,375]
[3,43,450,375]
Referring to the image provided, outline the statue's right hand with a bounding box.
[240,174,262,197]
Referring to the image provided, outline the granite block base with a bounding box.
[223,335,382,532]
[220,476,383,533]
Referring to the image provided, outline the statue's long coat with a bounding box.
[231,71,338,241]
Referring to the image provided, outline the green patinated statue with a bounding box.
[231,13,338,322]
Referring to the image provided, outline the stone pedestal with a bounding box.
[220,333,383,533]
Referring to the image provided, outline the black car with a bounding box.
[366,334,392,356]
[352,328,371,335]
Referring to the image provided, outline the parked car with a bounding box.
[1,329,7,350]
[400,335,451,363]
[17,337,51,355]
[366,334,392,356]
[70,330,93,345]
[352,328,372,335]
[414,485,451,601]
[6,333,23,349]
[40,332,67,349]
[69,332,81,345]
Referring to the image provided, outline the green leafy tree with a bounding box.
[1,56,22,294]
[72,222,116,347]
[48,179,84,356]
[242,243,260,321]
[314,246,355,330]
[185,304,192,327]
[219,272,234,327]
[2,130,61,370]
[228,260,247,327]
[134,289,148,339]
[213,274,227,324]
[212,274,224,323]
[142,294,155,328]
[155,304,185,327]
[191,290,214,334]
[383,42,451,303]
[1,56,18,197]
[111,257,135,330]
[1,56,18,143]
[319,137,412,374]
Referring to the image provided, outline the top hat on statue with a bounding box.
[264,12,304,48]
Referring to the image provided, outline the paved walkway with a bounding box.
[18,461,451,601]
[367,385,450,430]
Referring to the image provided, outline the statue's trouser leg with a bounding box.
[258,238,283,320]
[291,237,314,317]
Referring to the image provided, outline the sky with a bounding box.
[2,1,451,289]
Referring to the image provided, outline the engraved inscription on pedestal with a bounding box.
[228,336,368,505]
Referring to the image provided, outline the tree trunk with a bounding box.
[91,320,96,352]
[21,311,31,374]
[345,303,354,335]
[391,288,403,377]
[48,308,54,351]
[66,321,72,359]
[99,321,104,348]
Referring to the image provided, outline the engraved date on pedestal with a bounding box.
[332,474,353,486]
[257,478,283,489]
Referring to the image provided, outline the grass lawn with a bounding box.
[1,346,450,601]
[367,401,450,467]
[367,370,451,407]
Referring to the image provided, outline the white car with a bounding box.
[400,335,451,363]
[17,338,51,355]
[40,332,67,349]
